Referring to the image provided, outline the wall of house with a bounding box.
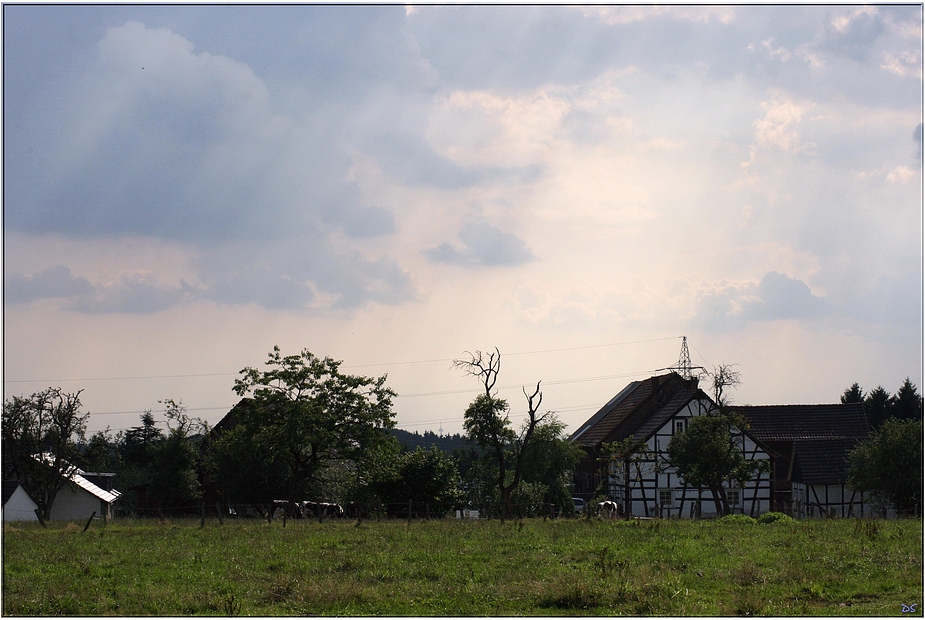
[792,482,876,518]
[603,399,772,518]
[3,487,39,522]
[49,485,103,521]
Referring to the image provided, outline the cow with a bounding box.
[597,500,620,520]
[272,500,304,520]
[302,501,344,521]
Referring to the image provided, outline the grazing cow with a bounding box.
[597,500,619,520]
[302,501,344,520]
[272,500,303,520]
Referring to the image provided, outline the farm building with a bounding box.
[570,372,872,518]
[2,481,39,522]
[736,403,872,518]
[32,454,123,521]
[570,372,772,518]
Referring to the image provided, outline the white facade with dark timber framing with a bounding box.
[570,372,772,518]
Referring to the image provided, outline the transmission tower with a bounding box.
[669,336,703,380]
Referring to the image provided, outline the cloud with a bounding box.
[4,266,95,304]
[66,274,198,315]
[423,218,535,268]
[693,272,828,329]
[741,271,828,320]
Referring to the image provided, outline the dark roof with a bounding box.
[736,404,868,485]
[570,373,707,448]
[793,438,861,484]
[736,403,868,442]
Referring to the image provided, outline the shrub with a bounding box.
[718,514,756,524]
[757,512,793,524]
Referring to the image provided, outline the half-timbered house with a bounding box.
[570,373,874,518]
[569,372,773,518]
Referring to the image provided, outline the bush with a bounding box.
[718,514,756,524]
[757,512,793,524]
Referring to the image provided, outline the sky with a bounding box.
[3,4,922,439]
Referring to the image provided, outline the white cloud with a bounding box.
[886,165,917,183]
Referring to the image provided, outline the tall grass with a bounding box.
[3,517,921,615]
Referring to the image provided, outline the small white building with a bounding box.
[2,481,39,522]
[33,454,122,521]
[49,471,122,521]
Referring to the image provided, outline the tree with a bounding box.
[453,348,554,521]
[146,399,207,513]
[666,365,767,517]
[864,386,894,430]
[891,378,923,421]
[841,383,865,405]
[376,446,465,510]
[2,388,89,520]
[216,346,397,504]
[848,418,923,515]
[600,436,650,518]
[120,410,164,468]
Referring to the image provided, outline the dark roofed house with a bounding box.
[570,372,774,518]
[736,404,870,517]
[570,373,876,519]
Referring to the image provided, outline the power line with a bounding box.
[3,336,681,384]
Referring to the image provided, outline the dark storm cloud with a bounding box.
[693,272,829,330]
[424,218,535,268]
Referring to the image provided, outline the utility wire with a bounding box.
[3,336,680,384]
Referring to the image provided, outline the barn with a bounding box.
[736,404,872,517]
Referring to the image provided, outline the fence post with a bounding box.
[200,502,205,528]
[408,499,413,523]
[33,508,47,528]
[216,503,223,525]
[83,511,96,532]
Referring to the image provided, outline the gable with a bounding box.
[570,373,709,448]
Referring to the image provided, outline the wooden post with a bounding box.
[408,499,412,523]
[200,502,205,528]
[216,503,223,525]
[33,508,47,529]
[83,511,96,532]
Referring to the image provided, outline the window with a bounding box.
[727,489,740,506]
[674,418,688,434]
[659,489,674,506]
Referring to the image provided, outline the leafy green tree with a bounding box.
[216,346,396,504]
[666,365,767,517]
[848,418,923,515]
[376,446,465,510]
[82,428,121,473]
[2,388,89,520]
[518,418,585,513]
[146,400,206,513]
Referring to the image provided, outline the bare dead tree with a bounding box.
[454,348,552,522]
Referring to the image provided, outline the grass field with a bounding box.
[3,516,922,616]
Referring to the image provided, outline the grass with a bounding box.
[3,516,922,616]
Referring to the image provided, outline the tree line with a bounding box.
[2,346,582,520]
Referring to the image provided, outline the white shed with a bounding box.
[2,481,39,522]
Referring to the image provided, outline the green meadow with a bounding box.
[3,517,921,616]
